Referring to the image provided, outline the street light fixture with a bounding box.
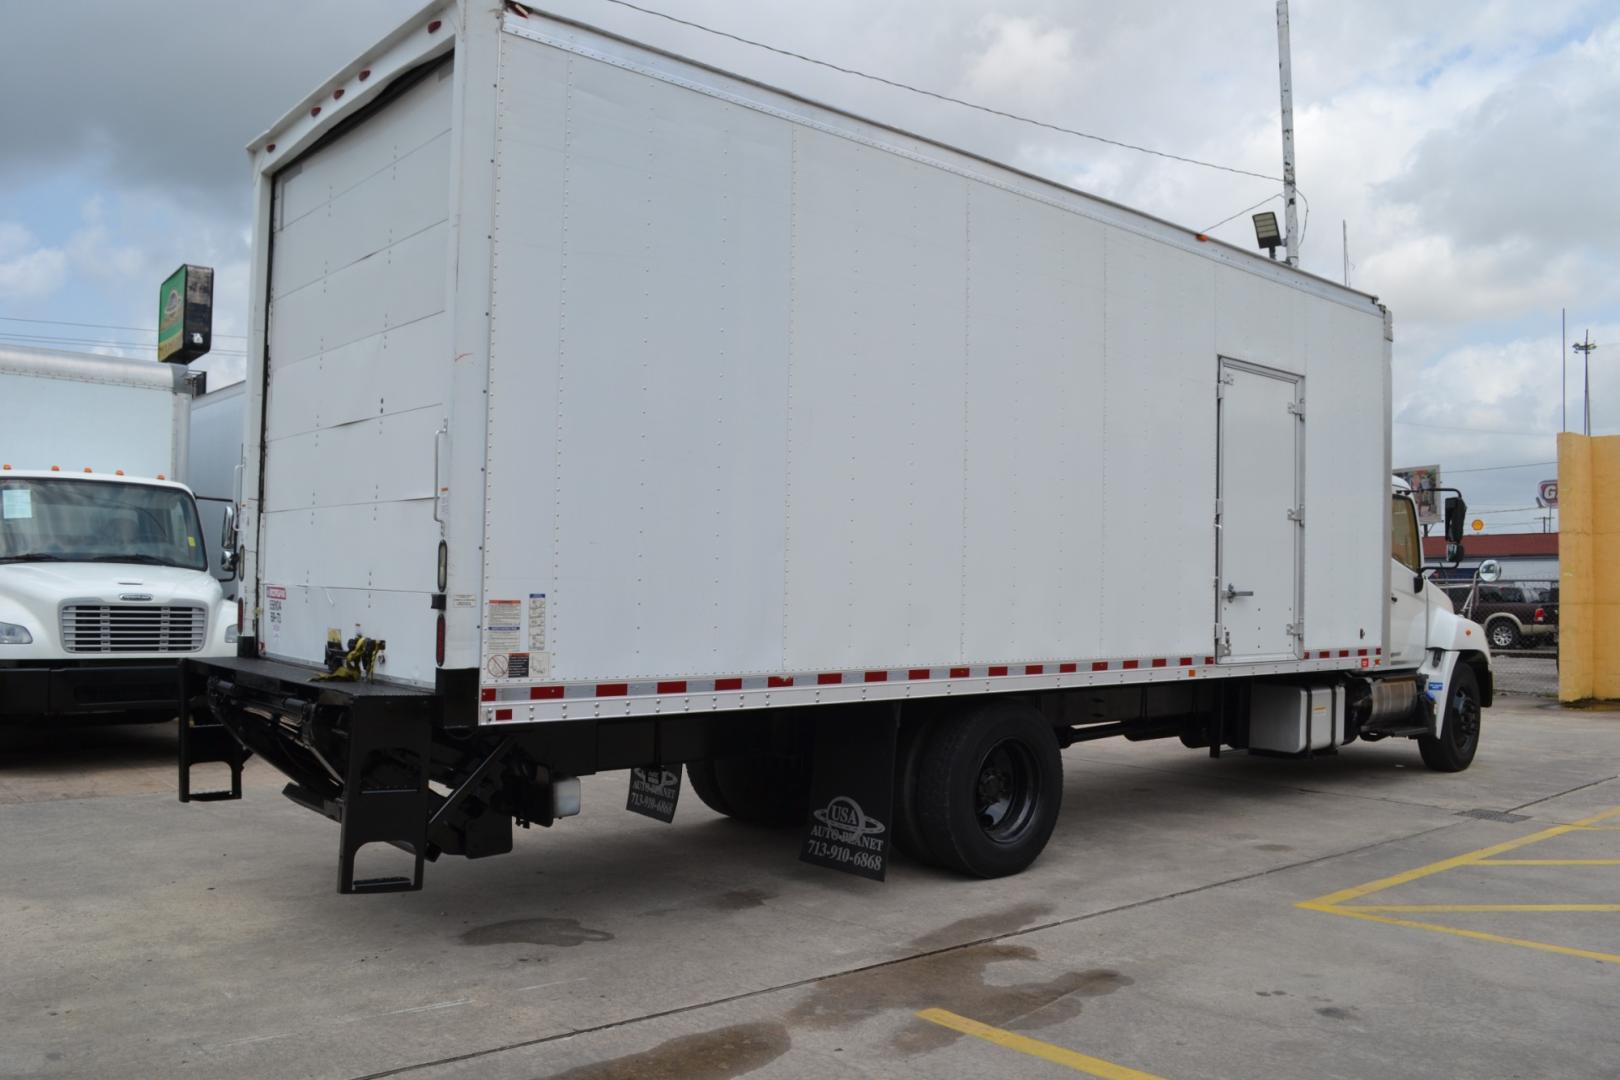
[1253,212,1283,260]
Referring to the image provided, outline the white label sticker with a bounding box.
[528,593,548,652]
[485,599,522,676]
[1,489,31,520]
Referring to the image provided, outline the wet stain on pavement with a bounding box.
[788,943,1130,1055]
[1255,843,1295,852]
[907,902,1054,950]
[710,888,775,911]
[460,918,614,948]
[538,1021,790,1079]
[1316,1005,1355,1020]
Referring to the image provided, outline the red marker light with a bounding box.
[428,19,442,32]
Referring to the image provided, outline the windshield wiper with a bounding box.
[83,554,187,568]
[0,553,70,563]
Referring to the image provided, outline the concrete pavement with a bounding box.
[1,694,1616,1079]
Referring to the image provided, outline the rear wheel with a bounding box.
[1418,664,1481,772]
[1486,618,1520,650]
[913,701,1062,877]
[891,719,934,864]
[685,752,811,826]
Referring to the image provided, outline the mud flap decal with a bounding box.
[799,706,896,881]
[626,766,681,823]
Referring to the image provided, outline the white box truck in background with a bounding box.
[1,346,238,725]
[185,381,246,599]
[181,2,1492,893]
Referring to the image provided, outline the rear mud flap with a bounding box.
[799,705,897,881]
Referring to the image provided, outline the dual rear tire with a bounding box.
[896,701,1063,877]
[689,699,1064,879]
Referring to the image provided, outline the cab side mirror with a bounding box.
[1445,541,1463,566]
[1477,558,1502,584]
[219,504,240,578]
[1443,495,1466,544]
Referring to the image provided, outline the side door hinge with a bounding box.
[1287,506,1304,525]
[1287,399,1306,419]
[1286,622,1304,639]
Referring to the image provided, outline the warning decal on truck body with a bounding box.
[484,598,522,678]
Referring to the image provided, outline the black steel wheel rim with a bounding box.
[1452,686,1481,747]
[974,739,1039,843]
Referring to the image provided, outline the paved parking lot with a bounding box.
[3,694,1618,1079]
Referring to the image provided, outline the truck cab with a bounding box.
[0,469,237,723]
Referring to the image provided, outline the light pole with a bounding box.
[1275,0,1299,267]
[1573,332,1597,436]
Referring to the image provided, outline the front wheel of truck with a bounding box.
[1418,663,1481,772]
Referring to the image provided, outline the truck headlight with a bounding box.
[0,621,33,645]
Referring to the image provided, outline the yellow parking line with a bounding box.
[1302,805,1620,909]
[916,1008,1166,1080]
[1350,903,1620,913]
[1300,804,1620,966]
[1474,859,1620,866]
[1308,906,1620,966]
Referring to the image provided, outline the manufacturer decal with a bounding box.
[626,767,681,823]
[119,593,154,603]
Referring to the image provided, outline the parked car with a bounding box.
[1443,581,1557,650]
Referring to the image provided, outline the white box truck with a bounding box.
[185,380,246,599]
[0,345,238,725]
[181,1,1493,892]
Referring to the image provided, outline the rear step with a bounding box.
[177,662,252,801]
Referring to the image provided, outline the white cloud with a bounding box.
[964,16,1075,105]
[0,223,67,303]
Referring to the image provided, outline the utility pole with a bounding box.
[1276,0,1299,267]
[1573,331,1597,436]
[1561,308,1567,432]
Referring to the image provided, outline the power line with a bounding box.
[1202,194,1280,234]
[0,332,247,357]
[1395,419,1553,437]
[1446,461,1557,474]
[0,314,246,339]
[594,0,1287,185]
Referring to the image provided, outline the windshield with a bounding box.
[0,477,207,571]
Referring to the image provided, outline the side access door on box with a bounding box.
[1215,358,1303,663]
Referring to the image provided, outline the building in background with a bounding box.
[1423,533,1558,582]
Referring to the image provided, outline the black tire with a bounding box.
[1486,618,1520,650]
[684,759,734,818]
[891,719,934,865]
[1418,663,1482,772]
[913,700,1062,878]
[685,752,811,826]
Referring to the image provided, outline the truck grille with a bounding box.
[59,605,207,654]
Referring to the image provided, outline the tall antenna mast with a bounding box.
[1276,0,1299,267]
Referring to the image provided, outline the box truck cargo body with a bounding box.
[185,380,246,598]
[1,346,237,723]
[182,2,1492,892]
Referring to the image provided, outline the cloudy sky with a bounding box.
[2,0,1614,532]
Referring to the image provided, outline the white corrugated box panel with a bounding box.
[0,345,188,479]
[478,17,1387,690]
[257,59,454,684]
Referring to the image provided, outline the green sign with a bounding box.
[156,264,213,364]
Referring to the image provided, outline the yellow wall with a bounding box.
[1558,432,1620,702]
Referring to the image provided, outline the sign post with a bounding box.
[157,264,214,364]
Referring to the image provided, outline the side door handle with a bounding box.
[1225,584,1254,600]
